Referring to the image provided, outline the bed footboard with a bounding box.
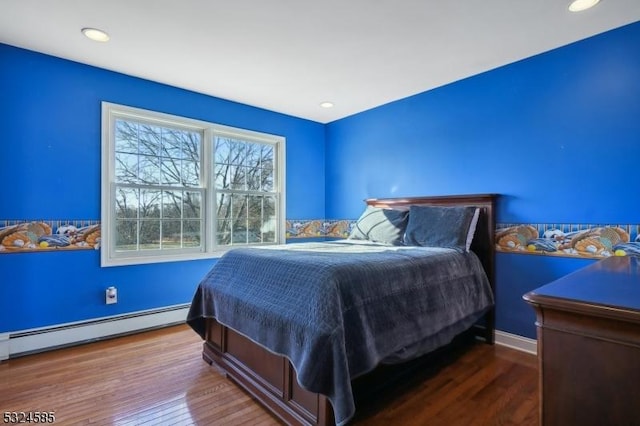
[202,318,334,426]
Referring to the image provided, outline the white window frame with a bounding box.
[101,102,286,267]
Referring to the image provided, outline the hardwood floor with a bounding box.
[0,325,538,425]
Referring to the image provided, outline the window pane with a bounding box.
[162,220,182,249]
[248,195,262,218]
[216,219,231,245]
[264,196,276,217]
[139,124,161,156]
[162,129,183,159]
[232,221,248,244]
[214,137,232,164]
[162,191,182,219]
[231,194,248,244]
[184,220,202,248]
[248,195,262,243]
[214,139,275,192]
[262,167,274,191]
[182,160,199,187]
[215,192,238,245]
[139,155,160,184]
[229,141,246,165]
[262,218,276,243]
[261,145,274,167]
[261,145,274,192]
[248,219,262,243]
[216,193,231,219]
[115,187,139,219]
[140,220,160,250]
[246,143,262,168]
[215,163,230,189]
[115,153,139,183]
[230,166,246,190]
[262,196,277,243]
[183,132,201,163]
[115,120,139,154]
[183,191,201,218]
[163,129,201,161]
[247,166,261,191]
[160,157,181,185]
[140,190,161,218]
[115,219,138,251]
[262,197,276,243]
[232,194,247,223]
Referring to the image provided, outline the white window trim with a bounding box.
[101,102,286,267]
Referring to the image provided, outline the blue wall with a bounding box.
[325,22,640,338]
[0,44,325,333]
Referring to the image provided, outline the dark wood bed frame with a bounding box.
[201,194,497,425]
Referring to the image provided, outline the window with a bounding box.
[101,102,285,266]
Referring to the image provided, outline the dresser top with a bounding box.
[523,256,640,315]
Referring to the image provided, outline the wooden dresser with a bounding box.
[523,256,640,426]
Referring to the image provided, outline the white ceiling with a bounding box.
[1,1,639,123]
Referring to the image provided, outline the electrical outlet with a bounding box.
[106,286,118,304]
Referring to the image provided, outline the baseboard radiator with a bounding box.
[0,307,536,361]
[0,304,190,361]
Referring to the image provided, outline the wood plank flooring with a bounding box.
[0,325,538,425]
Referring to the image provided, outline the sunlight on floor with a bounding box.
[114,394,194,426]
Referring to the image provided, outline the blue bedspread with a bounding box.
[187,240,494,425]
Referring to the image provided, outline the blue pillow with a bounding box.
[404,205,479,251]
[348,206,409,245]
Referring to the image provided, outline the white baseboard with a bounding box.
[0,304,190,360]
[495,330,537,355]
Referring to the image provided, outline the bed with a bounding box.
[187,194,497,426]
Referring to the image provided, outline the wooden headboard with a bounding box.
[365,193,498,342]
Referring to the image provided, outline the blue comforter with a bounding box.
[187,240,493,425]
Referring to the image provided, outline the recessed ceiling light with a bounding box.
[320,102,334,108]
[82,27,110,42]
[568,0,600,12]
